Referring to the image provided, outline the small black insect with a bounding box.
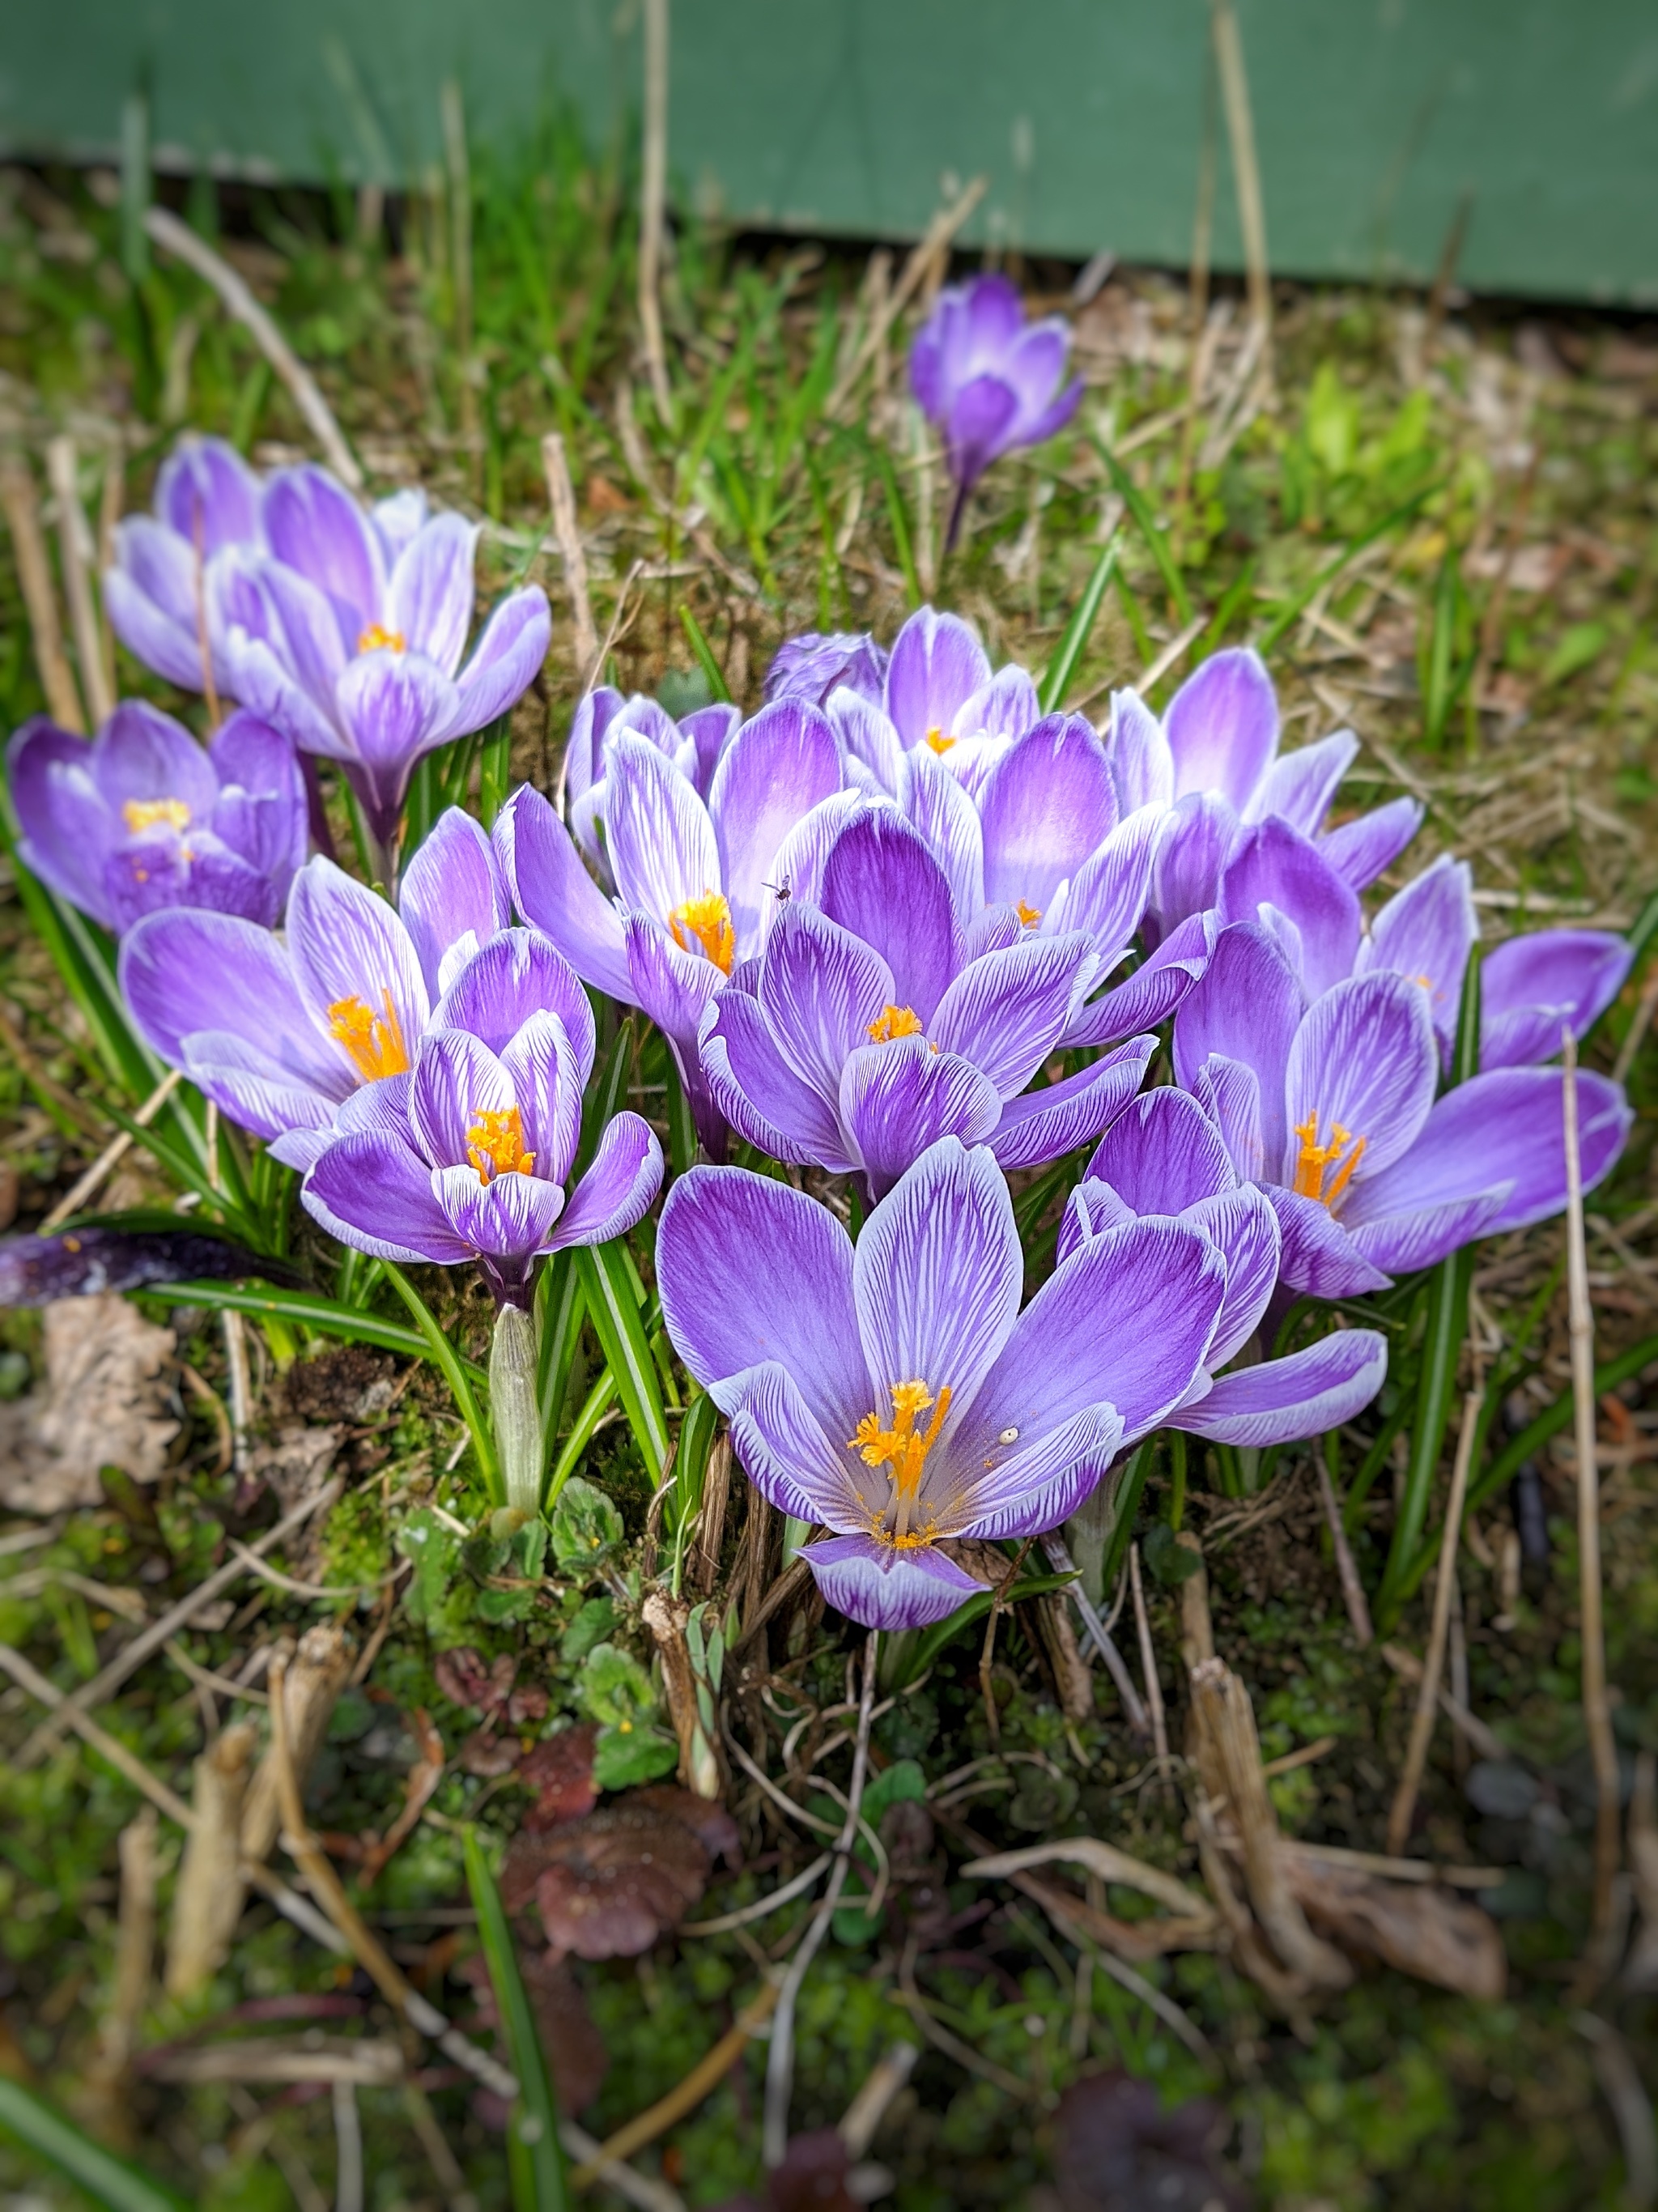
[763,875,793,904]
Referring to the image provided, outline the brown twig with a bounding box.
[1386,1390,1483,1856]
[40,1066,183,1231]
[1,453,84,729]
[1563,1032,1622,1984]
[636,0,673,423]
[1316,1444,1374,1647]
[1209,0,1273,377]
[1129,1542,1171,1781]
[143,207,361,487]
[541,431,599,683]
[1042,1531,1149,1734]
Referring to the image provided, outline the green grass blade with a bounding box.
[578,1017,635,1174]
[1100,450,1191,626]
[547,1366,619,1504]
[576,1241,670,1482]
[462,1827,568,2212]
[1256,475,1442,652]
[670,1387,720,1593]
[897,1570,1075,1687]
[478,713,514,827]
[0,2076,189,2212]
[1469,1327,1658,1517]
[875,449,921,607]
[381,1261,500,1499]
[1099,1437,1155,1595]
[131,1276,457,1362]
[1038,531,1120,712]
[535,1248,586,1442]
[678,604,733,701]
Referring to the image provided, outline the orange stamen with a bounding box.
[466,1105,536,1184]
[1015,900,1042,929]
[327,989,410,1082]
[358,623,407,654]
[924,725,957,755]
[866,1003,925,1044]
[668,891,736,975]
[122,797,192,836]
[1291,1112,1367,1209]
[848,1377,953,1544]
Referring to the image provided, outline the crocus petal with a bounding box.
[432,1160,568,1261]
[285,858,430,1062]
[623,913,724,1062]
[222,625,349,762]
[1246,728,1359,834]
[1164,648,1278,810]
[106,834,277,934]
[1187,1186,1282,1368]
[452,589,552,732]
[852,1137,1022,1429]
[1056,1179,1137,1264]
[883,608,993,749]
[178,1041,341,1146]
[333,649,457,826]
[495,785,632,1003]
[986,1035,1154,1173]
[827,690,905,793]
[6,721,117,927]
[410,1028,514,1164]
[657,1165,868,1441]
[1340,1066,1631,1240]
[399,807,512,999]
[119,907,346,1095]
[1192,1055,1267,1184]
[500,1011,584,1186]
[698,989,852,1169]
[303,1129,475,1266]
[1107,688,1175,815]
[1220,819,1362,998]
[261,465,384,630]
[706,698,843,953]
[157,436,262,554]
[606,734,722,924]
[1065,908,1211,1050]
[929,934,1095,1098]
[91,700,220,822]
[1480,929,1635,1069]
[1360,855,1475,1054]
[755,905,894,1101]
[1174,922,1304,1172]
[840,1038,1002,1196]
[899,745,984,925]
[962,1217,1225,1457]
[433,927,595,1081]
[943,374,1020,485]
[954,1404,1124,1542]
[956,664,1043,746]
[707,1364,866,1529]
[1051,807,1159,959]
[1085,1087,1235,1213]
[103,552,209,690]
[679,704,742,793]
[1151,790,1241,935]
[1282,972,1438,1185]
[801,1534,985,1631]
[547,1111,664,1249]
[1264,1187,1392,1297]
[1318,796,1423,889]
[820,810,959,1024]
[976,714,1119,916]
[1345,1192,1509,1277]
[1168,1329,1388,1447]
[388,512,479,677]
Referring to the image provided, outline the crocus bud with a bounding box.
[490,1301,545,1518]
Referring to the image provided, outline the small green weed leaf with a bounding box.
[560,1593,616,1664]
[1143,1521,1202,1585]
[550,1476,624,1572]
[397,1509,463,1625]
[593,1723,679,1789]
[578,1641,657,1731]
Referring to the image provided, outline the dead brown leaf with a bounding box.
[0,1294,176,1512]
[501,1784,738,1959]
[516,1722,600,1831]
[1282,1853,1507,2000]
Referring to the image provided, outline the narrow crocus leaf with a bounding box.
[1375,950,1481,1630]
[1469,1327,1658,1518]
[129,1277,487,1380]
[671,1388,721,1594]
[1102,450,1191,626]
[0,2075,189,2212]
[576,1241,670,1482]
[576,1017,635,1176]
[1038,530,1120,713]
[535,1249,586,1441]
[547,1366,620,1505]
[462,1826,568,2212]
[678,605,733,703]
[382,1260,500,1499]
[478,714,515,829]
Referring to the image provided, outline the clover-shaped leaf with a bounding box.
[551,1477,624,1572]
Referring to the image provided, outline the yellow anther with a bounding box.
[847,1377,953,1545]
[358,623,407,654]
[122,797,192,836]
[1291,1112,1367,1209]
[1015,900,1042,929]
[466,1105,535,1184]
[669,891,736,975]
[866,1003,925,1044]
[924,725,957,755]
[327,989,410,1082]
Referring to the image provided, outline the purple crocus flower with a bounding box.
[764,631,889,712]
[118,809,508,1167]
[1107,648,1423,945]
[910,274,1084,547]
[657,1137,1226,1628]
[8,700,307,934]
[561,685,742,887]
[818,606,1042,797]
[103,436,263,695]
[1218,833,1635,1072]
[497,702,846,1152]
[1172,922,1632,1296]
[215,464,551,859]
[301,929,662,1308]
[698,805,1155,1195]
[1065,1089,1387,1444]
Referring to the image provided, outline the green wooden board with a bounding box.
[3,1,1656,303]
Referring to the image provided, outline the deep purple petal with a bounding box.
[716,1365,869,1526]
[432,926,595,1079]
[1065,907,1210,1049]
[410,1028,512,1165]
[399,806,513,999]
[756,905,893,1100]
[929,934,1094,1097]
[7,721,117,927]
[1480,929,1635,1069]
[1191,1055,1266,1184]
[962,1217,1225,1455]
[942,374,1020,485]
[986,1034,1154,1173]
[261,465,383,631]
[820,810,959,1023]
[1173,922,1304,1171]
[1263,1186,1391,1297]
[1168,1328,1388,1447]
[698,989,852,1168]
[976,714,1119,917]
[432,1161,567,1262]
[1187,1186,1282,1366]
[840,1040,1001,1194]
[1164,648,1278,810]
[802,1534,984,1631]
[91,700,220,821]
[766,632,888,711]
[157,436,262,554]
[883,609,993,750]
[451,588,551,731]
[495,785,631,1002]
[388,512,479,676]
[1318,796,1422,890]
[852,1138,1022,1429]
[656,1165,867,1441]
[334,650,458,828]
[285,858,430,1066]
[623,913,724,1062]
[547,1111,663,1249]
[1219,819,1362,999]
[1246,728,1359,834]
[1360,855,1475,1055]
[303,1129,474,1266]
[105,833,278,934]
[706,698,843,954]
[118,906,343,1095]
[1085,1087,1235,1213]
[1150,790,1241,935]
[952,1405,1123,1543]
[1282,972,1438,1186]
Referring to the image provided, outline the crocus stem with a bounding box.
[490,1302,546,1520]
